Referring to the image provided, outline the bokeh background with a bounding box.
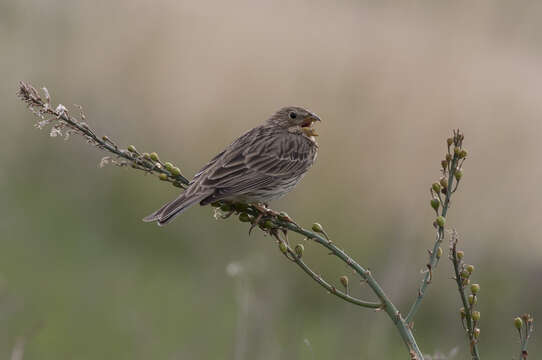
[1,1,541,359]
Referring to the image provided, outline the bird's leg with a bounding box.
[252,203,300,227]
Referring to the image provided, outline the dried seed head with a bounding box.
[339,275,349,289]
[459,149,468,158]
[445,153,452,162]
[455,170,463,181]
[441,160,448,169]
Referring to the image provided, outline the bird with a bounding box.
[143,106,321,226]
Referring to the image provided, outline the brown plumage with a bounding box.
[143,106,320,225]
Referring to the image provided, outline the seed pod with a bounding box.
[445,153,452,162]
[514,317,523,330]
[461,270,470,279]
[279,241,288,254]
[432,182,441,193]
[457,251,464,260]
[468,294,477,305]
[142,152,151,159]
[439,177,448,189]
[470,283,480,294]
[171,167,182,176]
[150,152,159,162]
[239,213,251,223]
[127,145,137,153]
[431,198,440,211]
[164,162,174,171]
[263,220,274,229]
[436,216,446,227]
[339,275,349,289]
[441,160,448,169]
[447,138,454,146]
[466,264,475,273]
[295,244,304,258]
[455,170,463,181]
[472,311,481,322]
[474,328,480,339]
[459,149,468,158]
[436,247,443,259]
[159,173,168,181]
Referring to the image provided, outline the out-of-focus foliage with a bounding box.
[1,1,541,359]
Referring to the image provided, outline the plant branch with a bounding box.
[405,131,465,324]
[18,82,427,359]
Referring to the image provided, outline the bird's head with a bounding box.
[266,106,321,137]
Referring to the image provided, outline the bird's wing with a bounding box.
[193,128,316,197]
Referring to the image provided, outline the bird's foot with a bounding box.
[252,203,300,228]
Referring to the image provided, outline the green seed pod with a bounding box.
[447,138,454,146]
[150,152,159,162]
[436,247,443,259]
[455,170,463,181]
[466,264,474,273]
[432,182,441,193]
[460,307,466,318]
[436,216,446,227]
[470,283,480,294]
[159,173,168,181]
[164,162,174,171]
[461,270,470,279]
[239,213,251,223]
[474,328,480,339]
[462,278,470,286]
[279,241,288,254]
[439,177,448,189]
[263,220,274,229]
[279,211,289,220]
[142,152,151,159]
[430,198,440,211]
[312,223,324,233]
[171,167,181,176]
[339,275,349,289]
[514,317,523,330]
[127,145,137,153]
[220,203,232,212]
[468,294,477,305]
[472,311,481,322]
[295,244,304,258]
[457,251,464,260]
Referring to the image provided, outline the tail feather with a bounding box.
[143,192,210,226]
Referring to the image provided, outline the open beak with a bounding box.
[301,114,321,137]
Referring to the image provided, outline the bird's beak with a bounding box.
[301,114,321,137]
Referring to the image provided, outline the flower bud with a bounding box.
[457,250,464,260]
[474,328,480,339]
[312,223,324,233]
[472,311,481,321]
[455,170,463,181]
[159,173,168,181]
[164,162,174,171]
[127,145,137,153]
[436,247,443,259]
[470,283,480,295]
[436,216,446,227]
[432,182,441,193]
[171,167,182,176]
[514,317,523,330]
[339,275,349,289]
[430,199,440,211]
[279,241,288,254]
[466,264,474,273]
[295,244,304,258]
[468,294,477,305]
[239,213,251,223]
[150,152,160,162]
[461,270,470,279]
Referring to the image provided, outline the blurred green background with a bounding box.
[1,1,541,359]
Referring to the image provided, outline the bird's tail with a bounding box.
[143,192,209,226]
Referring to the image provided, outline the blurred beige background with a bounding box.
[1,0,541,359]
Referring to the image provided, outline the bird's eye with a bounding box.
[289,112,297,119]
